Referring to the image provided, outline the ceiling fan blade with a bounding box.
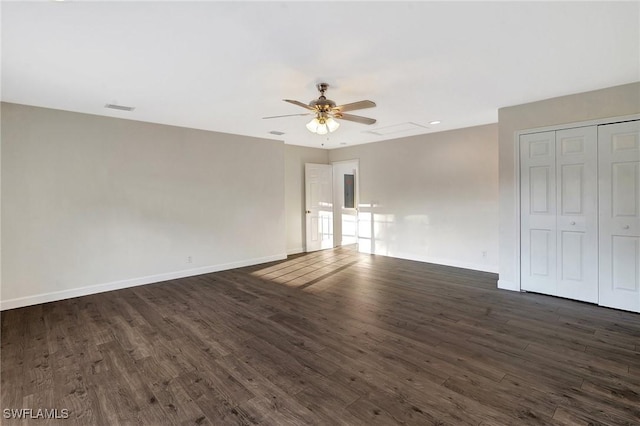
[263,113,312,119]
[333,100,376,113]
[283,99,316,111]
[336,113,377,125]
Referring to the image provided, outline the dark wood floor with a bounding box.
[2,248,640,425]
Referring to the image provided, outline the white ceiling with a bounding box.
[2,1,639,149]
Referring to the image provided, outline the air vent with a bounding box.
[269,130,285,136]
[105,103,135,112]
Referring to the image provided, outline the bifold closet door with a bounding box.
[520,127,598,303]
[555,127,598,303]
[520,131,557,296]
[598,121,640,313]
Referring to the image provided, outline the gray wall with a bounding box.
[1,103,286,309]
[497,82,640,290]
[329,124,499,272]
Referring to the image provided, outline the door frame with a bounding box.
[513,113,640,292]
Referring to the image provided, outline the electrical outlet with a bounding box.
[482,251,487,258]
[187,256,192,264]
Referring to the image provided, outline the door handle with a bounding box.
[306,210,311,214]
[623,225,630,230]
[570,221,576,225]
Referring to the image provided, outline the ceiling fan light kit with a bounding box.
[264,83,376,135]
[306,114,340,134]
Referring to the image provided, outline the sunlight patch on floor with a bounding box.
[251,249,360,290]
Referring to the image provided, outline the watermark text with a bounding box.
[3,408,69,420]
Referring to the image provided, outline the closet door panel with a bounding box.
[599,121,640,312]
[555,127,598,303]
[521,132,557,295]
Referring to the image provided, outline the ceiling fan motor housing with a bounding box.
[310,82,336,112]
[310,97,336,112]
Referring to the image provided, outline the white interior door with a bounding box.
[555,127,598,303]
[305,163,333,252]
[598,120,640,312]
[521,131,557,295]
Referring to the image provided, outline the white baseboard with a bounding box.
[0,253,287,311]
[286,247,304,255]
[497,279,520,292]
[386,252,499,274]
[430,258,499,274]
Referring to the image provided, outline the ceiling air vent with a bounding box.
[269,131,285,136]
[105,103,135,112]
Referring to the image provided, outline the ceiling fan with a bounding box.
[263,83,376,134]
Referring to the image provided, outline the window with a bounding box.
[344,174,355,208]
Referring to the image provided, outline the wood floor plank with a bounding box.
[552,404,633,426]
[2,247,639,424]
[442,374,554,424]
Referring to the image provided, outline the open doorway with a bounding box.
[304,160,359,252]
[332,160,359,249]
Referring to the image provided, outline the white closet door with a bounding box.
[555,127,598,303]
[598,121,640,313]
[521,131,557,295]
